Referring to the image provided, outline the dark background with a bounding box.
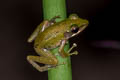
[0,0,120,80]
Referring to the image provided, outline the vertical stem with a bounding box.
[42,0,72,80]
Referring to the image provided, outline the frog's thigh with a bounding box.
[27,56,58,72]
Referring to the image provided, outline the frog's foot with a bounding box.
[69,51,78,55]
[49,16,61,25]
[45,65,57,70]
[63,51,78,57]
[45,62,66,71]
[59,43,78,58]
[37,62,65,71]
[54,62,66,68]
[27,56,58,72]
[63,43,78,56]
[67,43,77,53]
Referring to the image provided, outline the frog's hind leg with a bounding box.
[27,20,50,43]
[27,56,58,72]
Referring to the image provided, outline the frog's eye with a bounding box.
[71,24,79,33]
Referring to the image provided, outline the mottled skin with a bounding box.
[27,14,89,72]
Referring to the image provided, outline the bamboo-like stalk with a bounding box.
[42,0,72,80]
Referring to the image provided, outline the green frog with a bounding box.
[27,14,89,72]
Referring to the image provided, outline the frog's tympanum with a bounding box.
[27,14,89,72]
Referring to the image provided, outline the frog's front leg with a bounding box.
[67,43,78,55]
[59,40,78,58]
[27,50,58,72]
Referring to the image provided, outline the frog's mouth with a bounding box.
[71,24,88,37]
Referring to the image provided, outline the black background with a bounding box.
[0,0,120,80]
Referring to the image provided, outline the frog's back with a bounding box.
[34,19,72,48]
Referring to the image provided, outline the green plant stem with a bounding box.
[42,0,72,80]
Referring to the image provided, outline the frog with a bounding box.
[27,14,89,72]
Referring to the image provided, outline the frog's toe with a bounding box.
[69,51,78,56]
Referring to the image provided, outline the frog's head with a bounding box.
[64,14,89,39]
